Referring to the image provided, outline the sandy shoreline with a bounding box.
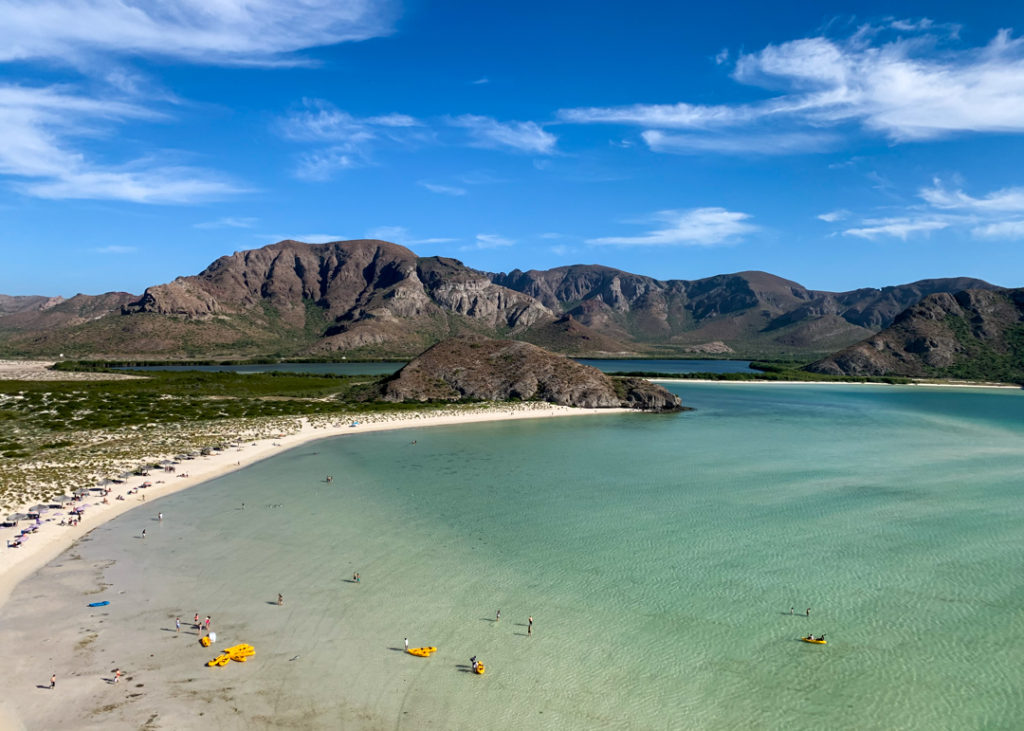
[0,403,626,610]
[0,402,629,730]
[652,377,1021,389]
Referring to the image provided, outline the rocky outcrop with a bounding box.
[807,289,1024,381]
[381,337,682,411]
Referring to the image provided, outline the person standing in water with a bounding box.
[806,608,811,618]
[141,529,146,539]
[496,609,501,622]
[790,607,794,615]
[528,616,533,636]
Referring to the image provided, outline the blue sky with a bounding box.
[4,1,1024,296]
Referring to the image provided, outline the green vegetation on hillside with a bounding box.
[939,317,1024,383]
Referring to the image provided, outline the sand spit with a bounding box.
[0,403,626,607]
[0,361,141,381]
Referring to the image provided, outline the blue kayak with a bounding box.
[87,601,110,607]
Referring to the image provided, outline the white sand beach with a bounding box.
[0,401,627,730]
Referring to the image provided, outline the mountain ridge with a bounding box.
[0,239,1003,360]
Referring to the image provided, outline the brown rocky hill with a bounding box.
[806,288,1024,381]
[493,266,997,356]
[0,238,1002,359]
[381,337,681,410]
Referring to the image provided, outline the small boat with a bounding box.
[801,636,827,644]
[87,601,110,607]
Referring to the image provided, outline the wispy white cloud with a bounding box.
[919,178,1024,211]
[418,181,467,196]
[642,129,837,155]
[817,209,850,222]
[293,148,360,182]
[714,48,729,65]
[558,25,1024,153]
[94,245,136,254]
[279,99,429,180]
[462,233,515,250]
[831,177,1024,241]
[448,115,557,154]
[972,220,1024,238]
[842,217,951,240]
[0,0,398,67]
[471,77,490,85]
[365,225,455,245]
[0,84,245,202]
[588,207,757,246]
[194,216,257,229]
[539,232,563,239]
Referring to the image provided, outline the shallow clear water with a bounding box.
[8,383,1024,729]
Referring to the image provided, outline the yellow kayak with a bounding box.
[801,636,827,644]
[407,646,437,657]
[474,662,485,675]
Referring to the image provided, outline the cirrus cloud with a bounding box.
[0,0,398,67]
[588,207,757,246]
[559,24,1024,154]
[447,115,557,154]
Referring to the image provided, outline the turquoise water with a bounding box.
[6,383,1024,729]
[122,358,754,376]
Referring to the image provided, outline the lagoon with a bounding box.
[2,382,1023,729]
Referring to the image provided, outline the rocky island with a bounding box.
[381,336,682,411]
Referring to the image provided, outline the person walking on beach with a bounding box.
[205,616,211,633]
[528,616,533,636]
[175,617,181,633]
[50,673,55,690]
[194,613,200,630]
[114,669,121,684]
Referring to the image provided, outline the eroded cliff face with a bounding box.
[382,336,682,411]
[121,240,555,354]
[807,289,1024,380]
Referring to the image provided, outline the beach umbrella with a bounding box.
[29,504,50,512]
[159,459,173,466]
[74,488,89,496]
[53,495,73,503]
[6,514,29,522]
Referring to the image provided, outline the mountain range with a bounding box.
[0,239,1005,364]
